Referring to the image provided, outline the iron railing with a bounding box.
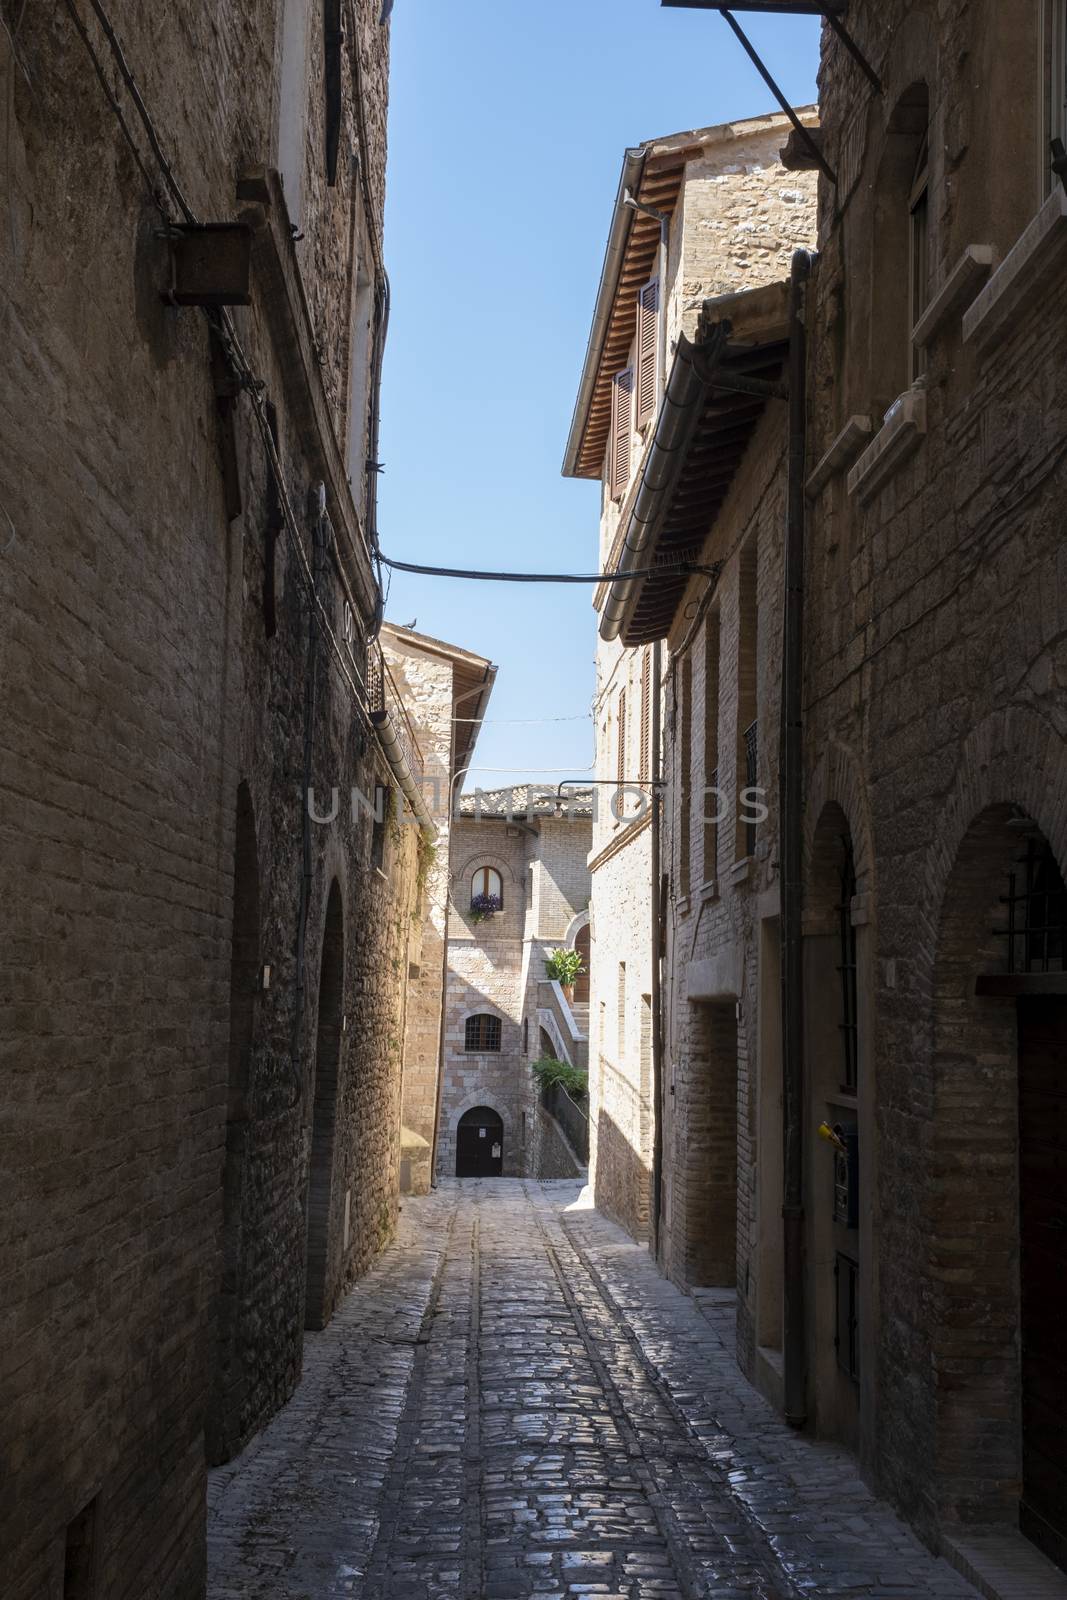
[367,639,425,782]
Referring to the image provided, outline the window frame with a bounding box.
[464,1014,502,1053]
[471,865,503,910]
[1044,0,1067,195]
[908,132,931,382]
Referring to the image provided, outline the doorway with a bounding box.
[456,1106,504,1177]
[1019,995,1067,1568]
[574,922,591,1003]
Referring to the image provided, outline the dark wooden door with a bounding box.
[1019,997,1067,1569]
[456,1109,504,1178]
[574,924,591,1003]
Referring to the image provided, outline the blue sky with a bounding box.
[379,0,820,790]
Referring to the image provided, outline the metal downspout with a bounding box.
[782,249,812,1428]
[650,639,665,1260]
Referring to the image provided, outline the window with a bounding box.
[617,688,627,793]
[835,1254,860,1383]
[678,654,692,896]
[702,614,720,883]
[617,961,626,1058]
[736,538,757,862]
[908,132,930,380]
[610,367,634,499]
[639,648,652,786]
[636,276,660,428]
[997,839,1066,974]
[471,865,503,912]
[743,720,759,859]
[465,1014,501,1052]
[370,783,387,872]
[522,1016,529,1054]
[837,837,859,1092]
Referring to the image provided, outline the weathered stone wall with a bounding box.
[804,0,1067,1544]
[0,2,409,1594]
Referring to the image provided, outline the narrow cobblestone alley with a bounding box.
[207,1182,979,1600]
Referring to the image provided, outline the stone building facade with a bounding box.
[569,3,1067,1582]
[0,3,434,1595]
[437,790,592,1180]
[564,113,818,1259]
[799,0,1067,1573]
[380,625,495,1196]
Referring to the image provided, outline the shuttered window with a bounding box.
[617,689,627,792]
[639,649,651,786]
[610,367,634,499]
[636,277,660,428]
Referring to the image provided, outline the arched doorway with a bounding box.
[574,922,591,1003]
[207,783,259,1465]
[456,1106,504,1177]
[305,881,344,1331]
[931,807,1067,1559]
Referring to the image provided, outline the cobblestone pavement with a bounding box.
[208,1180,979,1600]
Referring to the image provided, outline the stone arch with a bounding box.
[206,781,261,1466]
[563,908,590,948]
[449,1091,509,1140]
[920,709,1067,1532]
[454,850,515,890]
[565,910,591,1005]
[803,741,876,918]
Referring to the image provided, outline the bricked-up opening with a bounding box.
[305,881,344,1331]
[931,807,1067,1551]
[735,539,757,862]
[206,783,260,1465]
[702,613,720,886]
[64,1496,97,1599]
[681,1001,738,1288]
[870,82,930,411]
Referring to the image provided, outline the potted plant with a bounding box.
[469,892,502,924]
[544,947,585,1002]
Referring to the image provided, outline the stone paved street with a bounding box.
[208,1181,979,1600]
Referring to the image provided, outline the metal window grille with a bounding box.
[743,719,758,857]
[995,839,1066,974]
[465,1014,501,1053]
[834,1254,860,1383]
[837,836,859,1092]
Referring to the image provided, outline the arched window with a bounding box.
[471,866,503,911]
[870,82,930,407]
[465,1014,501,1052]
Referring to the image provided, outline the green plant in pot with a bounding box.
[544,946,584,1001]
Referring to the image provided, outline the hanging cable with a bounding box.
[381,554,721,585]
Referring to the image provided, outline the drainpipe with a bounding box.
[650,639,665,1259]
[782,249,812,1428]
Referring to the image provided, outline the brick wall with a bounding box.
[0,2,414,1593]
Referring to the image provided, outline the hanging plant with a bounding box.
[469,892,502,923]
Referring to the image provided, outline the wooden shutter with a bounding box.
[617,689,627,790]
[610,367,634,498]
[639,649,651,785]
[636,278,660,427]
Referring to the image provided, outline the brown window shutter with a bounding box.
[610,367,634,498]
[639,649,651,784]
[636,278,660,427]
[617,689,627,791]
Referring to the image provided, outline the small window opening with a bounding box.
[908,132,930,380]
[996,838,1066,974]
[370,783,387,872]
[470,865,503,914]
[465,1014,501,1052]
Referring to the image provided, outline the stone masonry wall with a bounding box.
[805,0,1067,1542]
[0,3,409,1595]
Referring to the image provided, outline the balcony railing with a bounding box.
[367,639,425,782]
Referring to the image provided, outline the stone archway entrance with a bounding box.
[931,808,1067,1559]
[574,923,591,1003]
[456,1106,504,1177]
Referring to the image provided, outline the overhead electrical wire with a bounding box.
[381,554,719,585]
